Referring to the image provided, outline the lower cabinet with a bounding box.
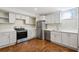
[62,32,78,49]
[50,31,78,50]
[0,32,9,47]
[9,31,16,44]
[27,29,36,40]
[51,31,62,44]
[0,31,16,48]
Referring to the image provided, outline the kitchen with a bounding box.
[0,7,78,52]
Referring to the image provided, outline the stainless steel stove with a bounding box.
[14,27,27,43]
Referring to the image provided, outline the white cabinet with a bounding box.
[0,31,16,48]
[39,16,46,20]
[31,29,36,38]
[25,16,30,24]
[50,30,78,49]
[21,15,26,20]
[27,29,36,40]
[15,14,22,19]
[9,12,15,23]
[62,32,78,49]
[25,16,34,24]
[46,14,54,23]
[9,31,16,44]
[46,12,60,24]
[15,14,26,20]
[0,32,9,47]
[51,31,62,44]
[36,15,46,21]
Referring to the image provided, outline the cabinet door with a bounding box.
[27,29,35,40]
[9,31,16,44]
[25,17,33,24]
[25,16,30,24]
[15,14,21,19]
[0,32,9,46]
[68,33,78,48]
[62,33,69,46]
[46,15,53,23]
[62,32,78,48]
[9,13,15,23]
[46,12,60,24]
[31,29,36,38]
[51,31,61,43]
[20,15,26,20]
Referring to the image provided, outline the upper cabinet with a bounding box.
[25,16,36,25]
[46,12,60,24]
[25,16,30,24]
[37,12,60,24]
[15,14,26,20]
[36,15,46,21]
[9,12,16,23]
[39,16,46,20]
[15,14,22,19]
[20,14,26,20]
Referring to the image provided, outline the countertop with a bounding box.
[44,29,78,33]
[0,29,15,32]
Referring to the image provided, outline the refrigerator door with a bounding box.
[36,29,42,39]
[36,20,46,29]
[36,20,46,39]
[36,21,42,28]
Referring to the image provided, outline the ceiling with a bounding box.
[16,7,75,15]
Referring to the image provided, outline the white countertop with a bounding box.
[44,29,54,31]
[0,28,78,34]
[0,27,36,32]
[0,29,15,32]
[44,29,78,33]
[60,30,78,33]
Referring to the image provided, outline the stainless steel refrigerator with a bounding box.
[36,20,46,39]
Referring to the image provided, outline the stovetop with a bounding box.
[14,28,27,32]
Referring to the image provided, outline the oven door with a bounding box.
[17,31,27,40]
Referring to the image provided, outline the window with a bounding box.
[60,10,72,19]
